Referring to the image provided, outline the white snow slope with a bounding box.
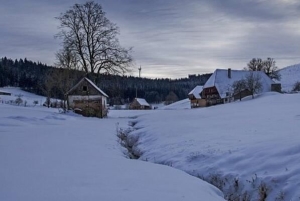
[160,98,191,110]
[0,87,47,106]
[128,92,300,200]
[278,63,300,92]
[0,89,224,201]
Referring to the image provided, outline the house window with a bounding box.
[82,86,88,92]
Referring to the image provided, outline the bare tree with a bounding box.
[55,45,80,71]
[41,69,56,108]
[245,72,262,99]
[246,58,264,71]
[232,79,247,101]
[246,58,281,81]
[165,91,179,105]
[263,58,281,81]
[15,94,23,106]
[56,1,132,77]
[54,45,81,112]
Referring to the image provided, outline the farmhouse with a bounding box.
[202,69,276,106]
[66,77,109,118]
[129,98,151,110]
[188,86,206,108]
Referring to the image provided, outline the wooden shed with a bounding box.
[66,77,109,118]
[129,98,151,110]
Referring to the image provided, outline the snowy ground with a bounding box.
[0,88,224,201]
[127,92,300,200]
[2,87,300,200]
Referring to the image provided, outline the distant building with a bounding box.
[188,86,206,108]
[0,90,11,96]
[66,77,109,118]
[129,98,151,110]
[202,69,278,106]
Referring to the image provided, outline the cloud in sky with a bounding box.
[1,0,300,78]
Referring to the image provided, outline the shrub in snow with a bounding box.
[244,72,262,98]
[15,97,23,106]
[44,97,51,108]
[232,79,247,101]
[292,81,300,92]
[33,100,38,106]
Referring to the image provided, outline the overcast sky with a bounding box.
[1,0,300,78]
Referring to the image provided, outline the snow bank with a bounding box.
[160,99,191,110]
[0,100,224,200]
[129,92,300,200]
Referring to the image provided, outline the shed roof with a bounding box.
[135,98,150,106]
[188,86,203,99]
[66,77,109,98]
[204,69,275,98]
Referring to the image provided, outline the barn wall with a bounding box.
[68,95,107,108]
[233,89,252,101]
[129,99,141,109]
[190,99,206,108]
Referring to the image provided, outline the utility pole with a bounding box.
[136,66,141,98]
[138,66,142,78]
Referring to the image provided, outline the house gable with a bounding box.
[66,77,108,118]
[188,86,203,100]
[135,98,150,107]
[66,77,108,97]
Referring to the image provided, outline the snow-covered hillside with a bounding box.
[128,92,300,200]
[0,90,224,201]
[278,63,300,92]
[160,98,191,110]
[0,87,47,106]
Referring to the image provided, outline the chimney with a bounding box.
[228,68,231,78]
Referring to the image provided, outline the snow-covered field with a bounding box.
[0,88,224,201]
[127,92,300,200]
[2,87,300,200]
[160,98,191,110]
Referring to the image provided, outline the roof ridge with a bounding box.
[84,77,109,97]
[214,69,218,86]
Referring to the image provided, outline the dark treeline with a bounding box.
[0,57,211,105]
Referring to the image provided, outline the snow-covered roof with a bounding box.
[135,98,150,106]
[67,77,109,98]
[204,69,275,98]
[188,86,203,99]
[84,77,109,97]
